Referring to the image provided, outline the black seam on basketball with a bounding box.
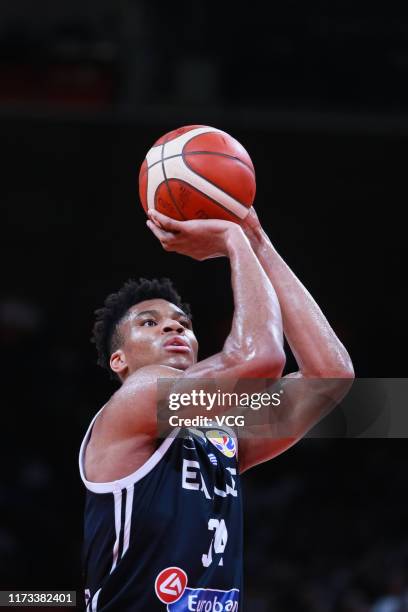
[161,136,186,220]
[181,129,215,157]
[182,155,252,210]
[181,130,255,175]
[185,151,254,175]
[142,151,255,178]
[190,151,254,175]
[169,179,243,221]
[142,154,182,178]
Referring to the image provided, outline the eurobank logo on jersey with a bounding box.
[168,587,239,611]
[155,566,239,611]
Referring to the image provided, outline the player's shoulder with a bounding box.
[120,364,182,393]
[101,365,183,437]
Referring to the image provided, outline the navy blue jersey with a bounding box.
[79,406,243,611]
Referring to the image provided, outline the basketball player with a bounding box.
[79,208,354,611]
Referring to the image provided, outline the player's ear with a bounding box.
[110,349,127,376]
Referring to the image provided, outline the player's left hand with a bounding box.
[146,209,241,261]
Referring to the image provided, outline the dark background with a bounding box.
[0,1,406,610]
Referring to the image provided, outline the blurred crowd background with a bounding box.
[0,1,406,610]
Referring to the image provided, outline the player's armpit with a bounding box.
[238,435,299,474]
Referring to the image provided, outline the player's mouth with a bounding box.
[163,336,191,353]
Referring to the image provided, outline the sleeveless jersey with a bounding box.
[79,406,243,611]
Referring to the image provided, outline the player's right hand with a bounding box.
[146,209,242,261]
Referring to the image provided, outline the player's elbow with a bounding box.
[338,365,355,379]
[252,349,286,378]
[341,356,355,379]
[253,331,286,377]
[330,352,355,379]
[223,333,286,378]
[233,347,285,379]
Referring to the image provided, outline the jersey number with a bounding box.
[202,519,228,567]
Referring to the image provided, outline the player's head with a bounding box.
[92,278,198,382]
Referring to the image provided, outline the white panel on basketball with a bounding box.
[146,129,216,210]
[146,159,166,210]
[163,155,248,220]
[146,145,163,167]
[162,126,223,157]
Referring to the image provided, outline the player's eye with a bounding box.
[180,319,191,328]
[142,319,157,327]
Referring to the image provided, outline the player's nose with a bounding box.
[162,319,185,334]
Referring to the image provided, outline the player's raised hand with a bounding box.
[146,209,242,261]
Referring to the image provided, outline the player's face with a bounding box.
[117,298,198,375]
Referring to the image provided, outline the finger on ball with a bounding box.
[151,209,175,226]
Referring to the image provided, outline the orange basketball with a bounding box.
[139,125,256,223]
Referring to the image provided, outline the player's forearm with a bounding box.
[222,228,285,373]
[249,229,354,377]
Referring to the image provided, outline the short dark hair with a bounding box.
[92,277,191,373]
